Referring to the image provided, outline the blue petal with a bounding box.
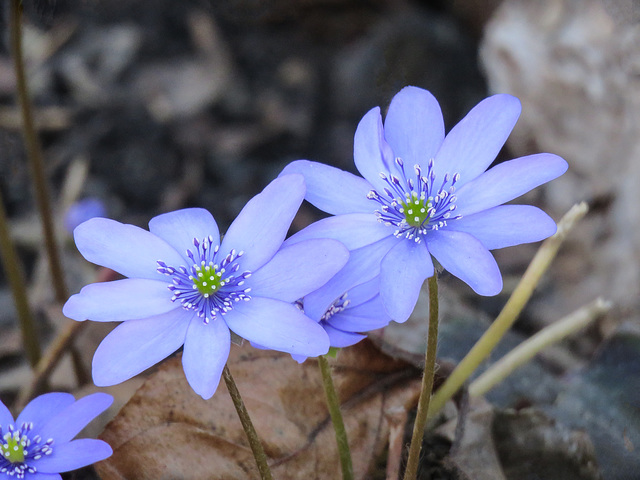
[455,153,569,216]
[284,214,389,250]
[182,317,230,399]
[324,323,366,348]
[62,279,175,322]
[302,235,399,320]
[433,94,521,188]
[338,276,380,308]
[250,239,349,302]
[446,205,557,250]
[326,295,391,332]
[92,309,191,386]
[225,297,330,356]
[280,160,373,214]
[24,473,61,480]
[383,86,445,172]
[380,240,434,323]
[74,218,184,280]
[35,439,112,473]
[37,393,113,444]
[353,107,395,192]
[149,208,220,263]
[426,230,502,296]
[220,174,304,272]
[16,393,75,432]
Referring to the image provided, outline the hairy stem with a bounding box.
[318,354,353,480]
[403,274,439,480]
[428,202,588,419]
[223,364,273,480]
[0,191,41,367]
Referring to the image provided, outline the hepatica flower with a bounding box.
[63,175,349,399]
[289,277,392,363]
[0,392,112,479]
[282,86,568,322]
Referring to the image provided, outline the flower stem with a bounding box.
[10,0,87,388]
[0,190,41,367]
[403,274,439,480]
[427,202,588,419]
[11,0,68,304]
[318,354,353,480]
[469,297,610,398]
[222,364,273,480]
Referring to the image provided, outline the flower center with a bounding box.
[366,157,462,243]
[1,433,25,463]
[320,293,350,322]
[0,423,54,479]
[157,236,252,324]
[192,264,226,296]
[401,192,432,228]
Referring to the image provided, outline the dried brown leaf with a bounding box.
[96,340,421,480]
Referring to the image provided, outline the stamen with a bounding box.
[157,238,252,323]
[366,158,461,243]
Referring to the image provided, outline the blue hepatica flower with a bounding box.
[63,175,348,399]
[288,277,392,363]
[282,86,568,323]
[0,392,112,479]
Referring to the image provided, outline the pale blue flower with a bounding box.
[63,198,106,234]
[63,175,349,399]
[282,87,568,322]
[0,392,112,479]
[289,277,392,363]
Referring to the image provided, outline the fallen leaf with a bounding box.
[96,340,421,480]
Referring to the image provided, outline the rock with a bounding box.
[480,0,640,324]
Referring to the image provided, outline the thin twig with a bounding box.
[318,354,354,480]
[222,364,273,480]
[403,275,439,480]
[10,0,67,303]
[427,202,589,419]
[15,320,86,410]
[385,405,408,480]
[10,0,87,389]
[0,190,41,367]
[469,298,611,397]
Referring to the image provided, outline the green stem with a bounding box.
[318,354,353,480]
[0,190,41,367]
[222,364,273,480]
[10,0,67,303]
[427,202,588,419]
[403,274,439,480]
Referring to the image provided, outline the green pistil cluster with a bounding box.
[2,433,25,463]
[192,263,227,298]
[401,192,431,228]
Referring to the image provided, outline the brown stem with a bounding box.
[222,364,273,480]
[403,275,439,480]
[0,190,41,367]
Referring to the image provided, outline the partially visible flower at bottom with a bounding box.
[0,392,112,479]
